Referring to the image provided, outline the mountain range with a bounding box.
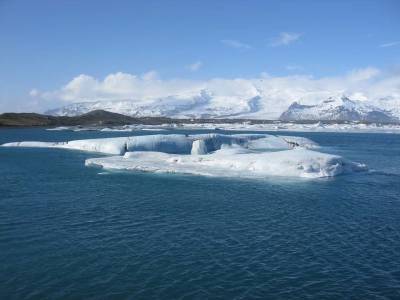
[279,96,398,123]
[46,92,400,123]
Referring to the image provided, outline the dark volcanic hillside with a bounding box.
[0,113,57,126]
[2,109,397,127]
[0,110,172,127]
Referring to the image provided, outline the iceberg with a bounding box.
[2,133,367,178]
[86,147,367,179]
[1,133,315,155]
[46,126,72,131]
[40,121,400,134]
[2,138,127,155]
[66,137,128,155]
[1,141,63,148]
[127,134,192,154]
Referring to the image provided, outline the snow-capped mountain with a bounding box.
[374,96,400,119]
[279,96,398,123]
[46,90,265,119]
[47,90,399,123]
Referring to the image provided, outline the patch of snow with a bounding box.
[280,96,397,122]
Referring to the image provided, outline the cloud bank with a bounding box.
[31,66,400,118]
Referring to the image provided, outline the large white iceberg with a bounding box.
[85,147,367,179]
[2,138,128,155]
[1,133,366,178]
[1,134,317,155]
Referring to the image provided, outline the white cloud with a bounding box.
[285,65,303,71]
[29,89,39,97]
[270,32,302,47]
[379,41,400,48]
[187,61,203,72]
[31,67,400,118]
[346,67,380,81]
[38,71,203,103]
[259,72,270,79]
[221,39,252,49]
[141,70,159,81]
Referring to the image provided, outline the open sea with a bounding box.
[1,128,400,299]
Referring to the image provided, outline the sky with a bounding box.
[0,0,399,112]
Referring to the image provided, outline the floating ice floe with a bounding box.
[45,122,400,134]
[86,147,367,179]
[2,134,317,155]
[2,138,127,155]
[46,126,72,131]
[1,133,366,178]
[178,122,400,134]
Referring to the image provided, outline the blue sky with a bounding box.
[0,0,399,112]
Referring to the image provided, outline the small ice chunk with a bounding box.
[191,139,208,155]
[46,126,72,131]
[1,141,62,148]
[64,137,128,155]
[2,138,127,155]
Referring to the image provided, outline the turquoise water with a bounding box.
[1,128,400,299]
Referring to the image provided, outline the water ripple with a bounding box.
[1,130,400,299]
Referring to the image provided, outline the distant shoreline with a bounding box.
[1,110,399,128]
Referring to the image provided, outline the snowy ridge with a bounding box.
[46,92,400,123]
[280,96,398,122]
[46,90,266,119]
